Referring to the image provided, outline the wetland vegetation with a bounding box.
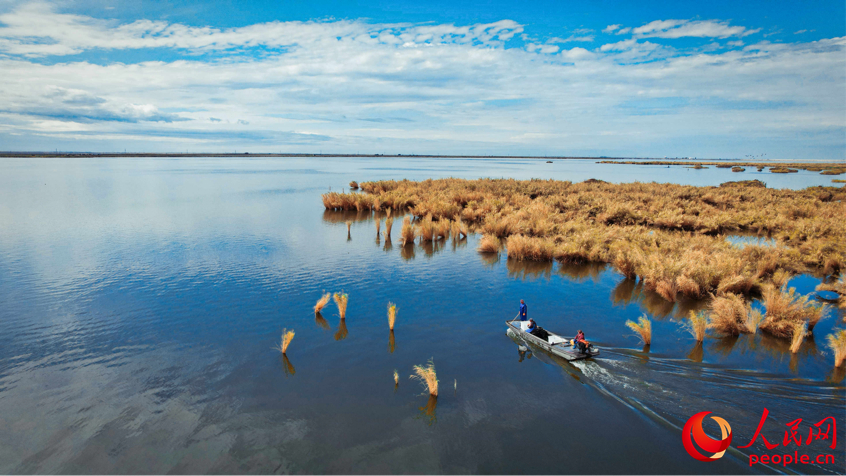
[323,178,846,366]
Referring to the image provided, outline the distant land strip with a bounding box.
[1,152,619,159]
[600,160,845,175]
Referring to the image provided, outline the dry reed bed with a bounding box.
[323,178,845,303]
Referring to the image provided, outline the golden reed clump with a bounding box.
[477,234,500,253]
[826,330,846,367]
[411,359,439,396]
[626,315,652,345]
[759,285,827,337]
[400,216,416,244]
[685,311,708,342]
[333,292,349,319]
[314,292,331,314]
[387,302,397,330]
[383,217,394,241]
[322,178,845,302]
[276,329,295,354]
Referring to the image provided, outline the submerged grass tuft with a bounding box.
[388,302,397,330]
[477,234,501,253]
[685,310,708,342]
[826,330,846,367]
[789,321,806,354]
[333,292,349,319]
[276,328,295,354]
[625,315,652,345]
[410,359,439,396]
[314,292,331,314]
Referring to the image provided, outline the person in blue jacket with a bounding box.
[517,299,528,321]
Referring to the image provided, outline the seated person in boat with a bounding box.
[574,330,591,353]
[526,319,550,342]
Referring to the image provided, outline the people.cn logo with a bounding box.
[682,411,733,461]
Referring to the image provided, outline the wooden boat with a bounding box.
[505,318,600,361]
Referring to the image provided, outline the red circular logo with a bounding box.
[682,411,733,461]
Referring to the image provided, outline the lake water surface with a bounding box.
[0,157,843,474]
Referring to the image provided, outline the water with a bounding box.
[0,157,843,474]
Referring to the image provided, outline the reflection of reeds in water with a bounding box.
[388,302,397,330]
[685,311,708,342]
[375,219,381,238]
[401,243,416,261]
[789,321,807,353]
[626,315,652,345]
[314,312,330,330]
[507,258,552,280]
[828,366,846,383]
[334,292,348,319]
[411,359,439,396]
[314,292,331,313]
[388,329,396,354]
[480,250,500,267]
[559,262,607,283]
[282,354,296,376]
[687,342,704,362]
[612,278,637,305]
[383,238,393,253]
[417,394,438,426]
[334,319,348,341]
[709,335,739,357]
[383,217,393,241]
[346,220,352,237]
[275,329,295,354]
[826,330,846,367]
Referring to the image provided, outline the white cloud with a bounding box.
[603,24,621,33]
[626,19,759,39]
[0,3,842,159]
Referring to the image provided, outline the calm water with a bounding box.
[0,157,843,474]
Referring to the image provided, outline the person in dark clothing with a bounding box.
[517,300,528,321]
[526,318,550,342]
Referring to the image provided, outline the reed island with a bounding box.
[323,178,846,365]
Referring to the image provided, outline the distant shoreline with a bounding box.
[0,152,842,164]
[0,152,648,159]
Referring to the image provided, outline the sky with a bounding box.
[0,0,844,159]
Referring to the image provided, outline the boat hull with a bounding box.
[505,319,600,361]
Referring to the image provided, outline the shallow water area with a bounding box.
[0,156,843,474]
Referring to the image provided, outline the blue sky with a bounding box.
[0,0,843,159]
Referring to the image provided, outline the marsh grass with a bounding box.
[327,178,846,305]
[314,292,331,313]
[708,293,754,336]
[349,181,359,189]
[401,216,416,244]
[388,302,397,330]
[394,370,399,386]
[333,292,349,319]
[346,220,352,234]
[760,285,827,337]
[275,329,295,354]
[826,330,846,367]
[626,315,652,345]
[789,321,807,353]
[685,311,708,342]
[383,217,394,241]
[411,359,439,396]
[478,234,501,253]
